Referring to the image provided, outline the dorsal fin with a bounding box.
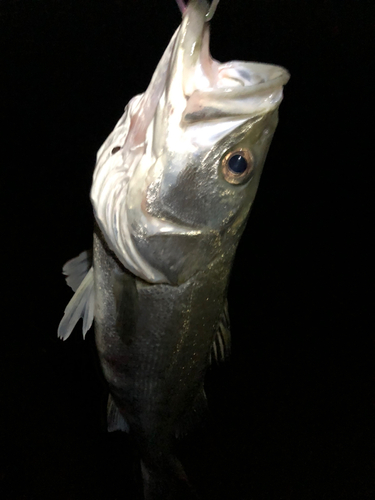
[210,299,231,364]
[58,251,95,340]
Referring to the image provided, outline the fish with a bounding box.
[58,0,289,498]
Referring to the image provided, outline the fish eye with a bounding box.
[228,154,248,174]
[222,149,254,185]
[111,146,121,154]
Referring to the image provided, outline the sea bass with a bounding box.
[58,0,289,498]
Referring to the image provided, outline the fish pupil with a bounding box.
[228,154,248,174]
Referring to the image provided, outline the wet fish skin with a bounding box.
[93,225,232,498]
[58,0,289,498]
[92,111,279,498]
[89,0,289,288]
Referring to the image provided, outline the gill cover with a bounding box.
[90,0,289,284]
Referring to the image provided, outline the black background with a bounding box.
[0,1,374,499]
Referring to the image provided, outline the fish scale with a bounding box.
[93,224,231,427]
[58,0,289,497]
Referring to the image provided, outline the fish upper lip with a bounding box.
[186,61,290,100]
[182,62,290,123]
[173,3,290,122]
[210,64,290,94]
[177,2,290,95]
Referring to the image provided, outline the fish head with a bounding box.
[91,0,289,285]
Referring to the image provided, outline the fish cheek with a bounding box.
[112,269,139,346]
[132,231,221,285]
[150,158,221,228]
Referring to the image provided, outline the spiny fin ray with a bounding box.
[107,395,129,433]
[210,299,231,364]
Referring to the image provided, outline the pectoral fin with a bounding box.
[62,250,93,291]
[58,251,95,340]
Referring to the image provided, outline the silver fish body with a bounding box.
[58,0,289,498]
[93,225,232,498]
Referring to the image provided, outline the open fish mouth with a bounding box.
[175,0,290,122]
[89,0,290,286]
[183,61,290,122]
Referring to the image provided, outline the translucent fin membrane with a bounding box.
[62,249,92,292]
[58,266,95,340]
